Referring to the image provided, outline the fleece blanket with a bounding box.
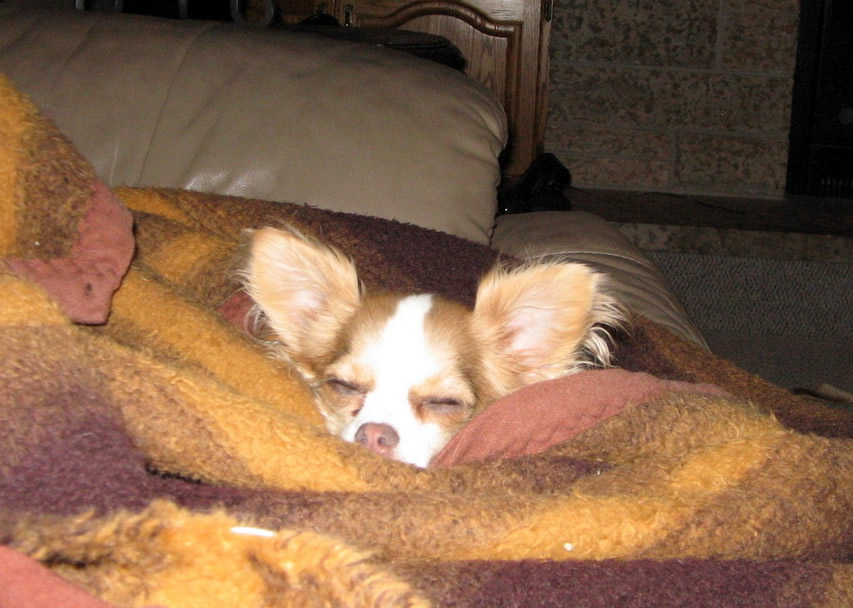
[2,74,853,607]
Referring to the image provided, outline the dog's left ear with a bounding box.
[472,262,622,386]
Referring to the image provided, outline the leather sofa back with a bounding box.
[0,5,507,244]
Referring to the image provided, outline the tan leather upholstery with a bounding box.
[0,5,506,244]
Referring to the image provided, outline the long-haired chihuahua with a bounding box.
[243,226,625,467]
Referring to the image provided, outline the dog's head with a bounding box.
[243,226,623,467]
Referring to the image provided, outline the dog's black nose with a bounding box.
[354,423,399,458]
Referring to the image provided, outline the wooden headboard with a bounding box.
[244,0,553,179]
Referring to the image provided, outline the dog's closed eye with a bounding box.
[326,378,365,397]
[323,378,367,417]
[420,397,466,416]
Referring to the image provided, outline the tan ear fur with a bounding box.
[243,227,361,376]
[472,262,623,388]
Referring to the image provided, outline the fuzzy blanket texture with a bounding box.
[2,74,853,607]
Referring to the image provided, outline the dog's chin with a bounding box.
[399,433,454,468]
[390,448,437,469]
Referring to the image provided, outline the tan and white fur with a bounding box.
[243,226,625,468]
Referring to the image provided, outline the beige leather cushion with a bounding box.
[0,7,507,244]
[492,211,709,349]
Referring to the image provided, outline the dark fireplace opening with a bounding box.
[786,0,853,199]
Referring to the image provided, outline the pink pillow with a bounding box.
[433,369,728,466]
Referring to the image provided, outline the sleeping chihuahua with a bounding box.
[243,226,624,467]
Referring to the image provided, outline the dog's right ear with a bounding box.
[243,227,361,374]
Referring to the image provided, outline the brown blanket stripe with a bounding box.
[400,559,852,608]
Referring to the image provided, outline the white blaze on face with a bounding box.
[339,294,447,467]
